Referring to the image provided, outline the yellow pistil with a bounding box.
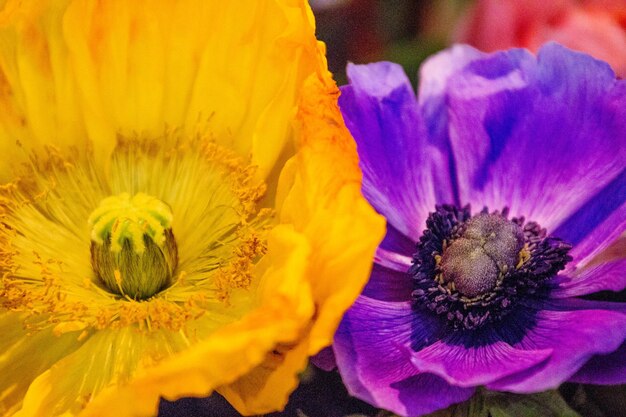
[88,192,178,300]
[88,193,174,254]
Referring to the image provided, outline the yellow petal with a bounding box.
[73,225,315,417]
[218,336,310,415]
[283,53,385,355]
[0,0,318,179]
[221,56,386,413]
[0,0,88,180]
[0,313,86,415]
[0,1,382,415]
[62,0,319,178]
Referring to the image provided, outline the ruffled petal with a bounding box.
[435,43,626,237]
[333,297,472,416]
[488,308,626,393]
[339,62,455,241]
[74,225,316,417]
[218,69,385,414]
[551,258,626,298]
[217,332,311,415]
[277,68,386,353]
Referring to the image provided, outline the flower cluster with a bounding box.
[0,1,624,417]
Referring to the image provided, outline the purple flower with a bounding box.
[331,43,626,416]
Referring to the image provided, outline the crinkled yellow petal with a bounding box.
[220,58,386,413]
[285,65,386,354]
[218,333,310,415]
[58,225,316,417]
[1,1,383,415]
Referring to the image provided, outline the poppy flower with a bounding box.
[0,1,384,415]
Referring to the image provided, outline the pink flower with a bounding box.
[456,0,626,77]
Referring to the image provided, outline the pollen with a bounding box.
[0,134,272,335]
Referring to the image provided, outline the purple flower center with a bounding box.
[409,205,572,331]
[440,214,525,298]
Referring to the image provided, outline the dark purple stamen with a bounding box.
[409,205,572,331]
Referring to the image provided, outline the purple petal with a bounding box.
[374,248,413,273]
[362,263,413,302]
[311,346,336,372]
[437,43,626,239]
[340,62,455,242]
[417,44,488,205]
[557,171,626,269]
[569,342,626,385]
[488,308,626,392]
[543,297,626,314]
[333,297,472,416]
[385,373,474,417]
[373,222,416,281]
[418,45,485,108]
[551,259,626,298]
[378,222,417,258]
[407,340,551,388]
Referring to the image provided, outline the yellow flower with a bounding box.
[0,1,385,416]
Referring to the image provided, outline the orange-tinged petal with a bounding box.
[73,225,315,417]
[220,56,386,413]
[0,1,383,415]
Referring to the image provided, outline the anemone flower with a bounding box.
[0,1,384,416]
[331,43,626,416]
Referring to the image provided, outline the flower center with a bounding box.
[409,205,571,330]
[440,214,525,298]
[88,192,178,300]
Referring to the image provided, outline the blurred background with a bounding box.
[313,0,468,85]
[161,1,626,415]
[313,0,626,85]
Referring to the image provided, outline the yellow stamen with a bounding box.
[517,244,531,269]
[0,135,270,334]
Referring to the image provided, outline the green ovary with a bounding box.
[88,193,178,300]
